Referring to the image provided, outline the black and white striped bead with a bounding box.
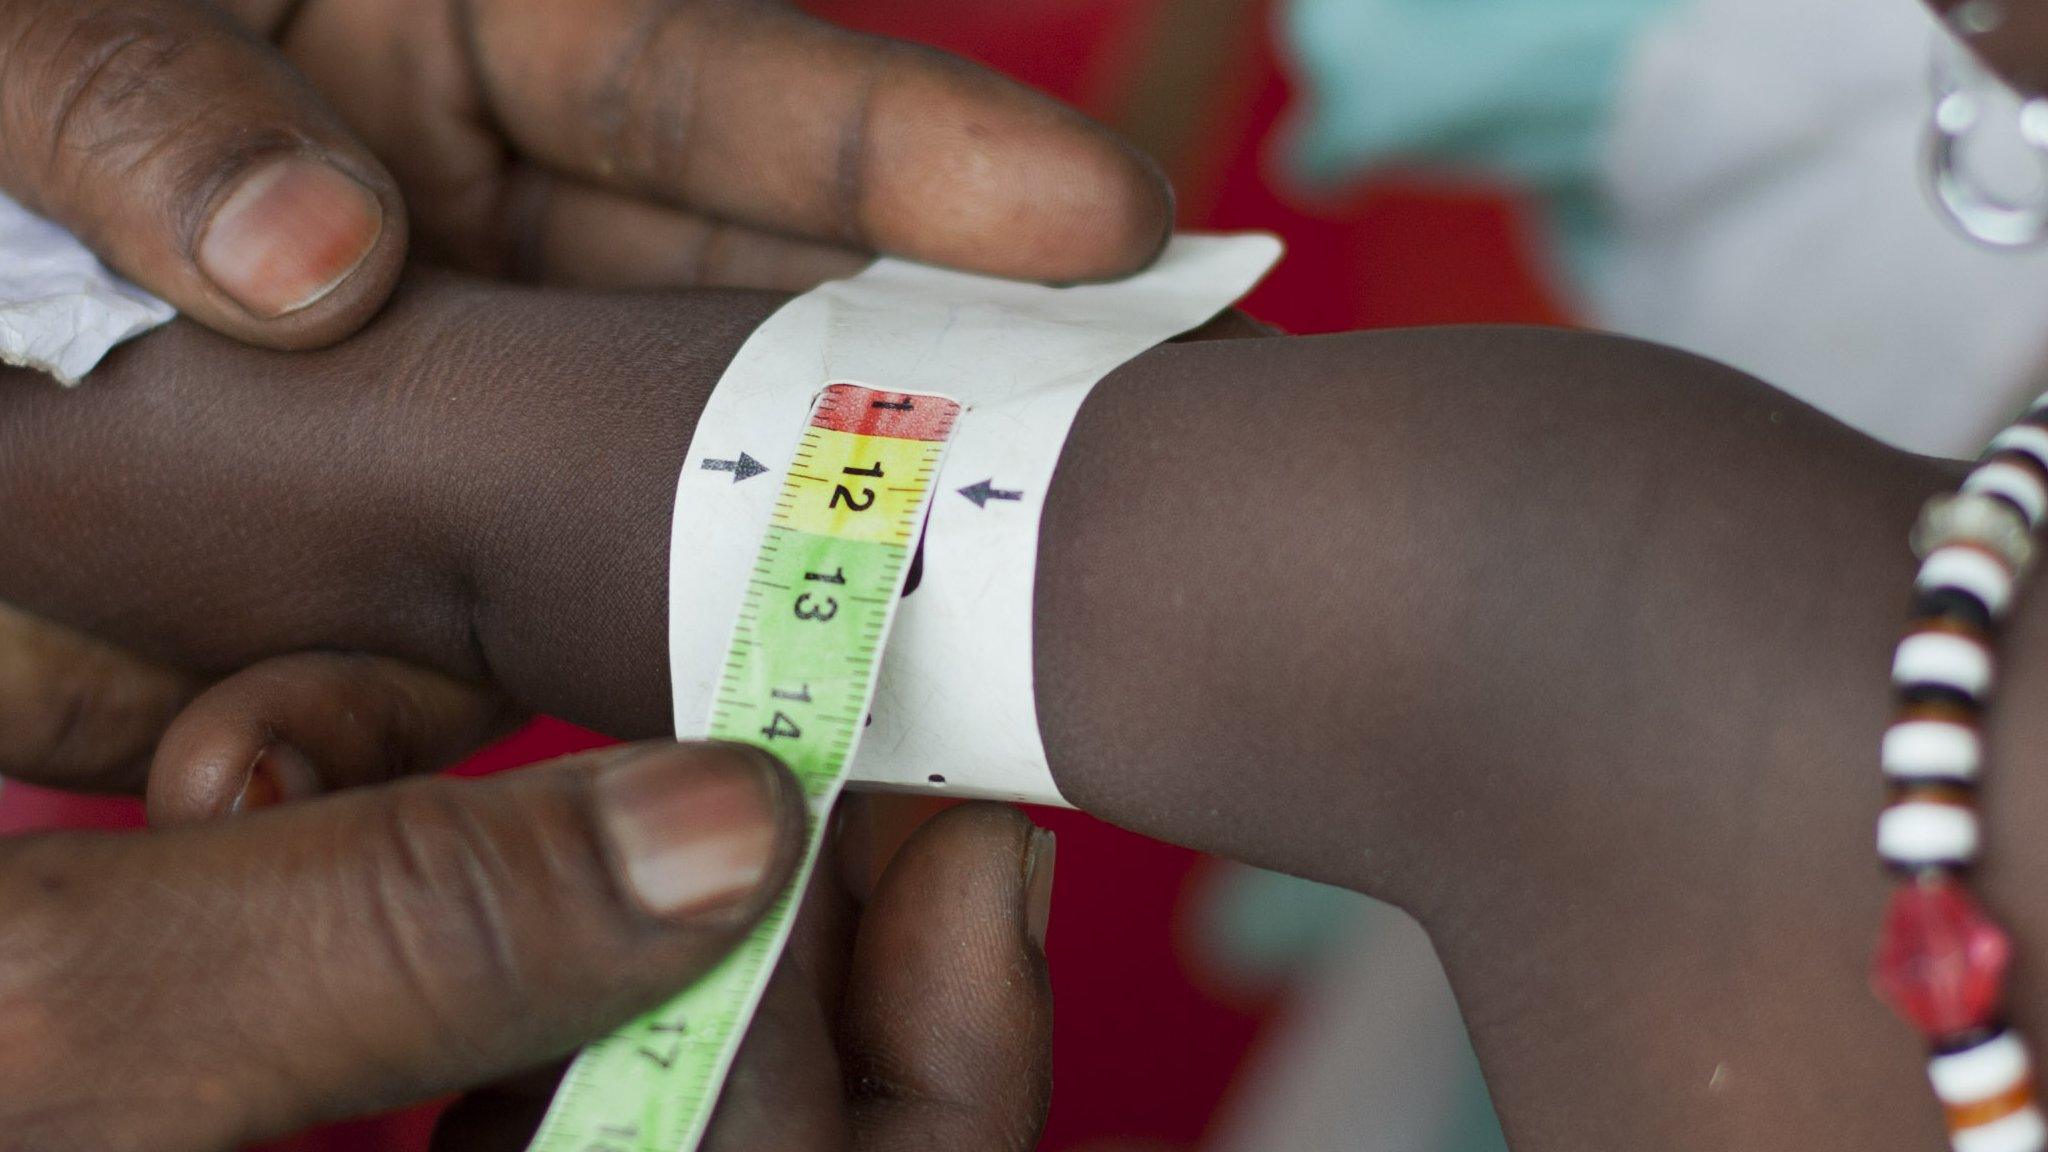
[1879,795,1982,869]
[1964,459,2048,530]
[1933,1032,2048,1152]
[1920,545,2020,621]
[1895,626,1997,702]
[1878,392,2048,1147]
[1884,714,1983,784]
[1991,424,2048,477]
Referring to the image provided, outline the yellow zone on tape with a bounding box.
[777,426,944,544]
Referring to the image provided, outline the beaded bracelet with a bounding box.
[1875,402,2048,1152]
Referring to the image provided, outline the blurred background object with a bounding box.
[1274,0,2048,456]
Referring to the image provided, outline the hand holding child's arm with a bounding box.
[0,272,1999,1151]
[0,0,1168,348]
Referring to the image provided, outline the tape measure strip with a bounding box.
[668,236,1283,804]
[529,383,961,1152]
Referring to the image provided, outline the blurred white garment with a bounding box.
[1601,0,2048,457]
[1209,896,1497,1152]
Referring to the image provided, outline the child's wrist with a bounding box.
[386,277,789,734]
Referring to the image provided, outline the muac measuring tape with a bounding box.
[528,382,960,1152]
[530,234,1281,1151]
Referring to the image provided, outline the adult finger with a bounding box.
[0,601,195,792]
[426,950,851,1152]
[146,651,518,825]
[699,955,847,1152]
[463,0,1171,282]
[520,174,870,292]
[844,803,1056,1150]
[0,739,807,1151]
[429,807,1050,1152]
[1179,308,1282,342]
[431,819,861,1152]
[0,0,406,347]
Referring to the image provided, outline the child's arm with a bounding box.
[0,271,1988,1151]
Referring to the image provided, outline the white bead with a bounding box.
[1884,719,1983,781]
[1992,425,2048,475]
[1964,462,2048,528]
[1895,631,1996,699]
[1878,801,1981,866]
[1921,546,2017,616]
[1933,1032,2033,1105]
[1954,1105,2047,1152]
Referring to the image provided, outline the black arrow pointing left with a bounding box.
[958,479,1024,508]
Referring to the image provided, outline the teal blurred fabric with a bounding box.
[1200,867,1510,1152]
[1280,0,1682,281]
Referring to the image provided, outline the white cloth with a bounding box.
[0,191,172,384]
[1601,0,2048,457]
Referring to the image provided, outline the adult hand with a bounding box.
[4,648,1056,1150]
[0,601,194,791]
[0,0,1171,350]
[429,799,1054,1152]
[137,655,1054,1151]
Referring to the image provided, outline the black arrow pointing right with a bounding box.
[701,452,769,483]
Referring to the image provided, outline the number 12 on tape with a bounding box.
[528,383,962,1152]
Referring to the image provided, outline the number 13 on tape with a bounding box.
[529,383,962,1152]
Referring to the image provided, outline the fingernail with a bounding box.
[1024,827,1056,951]
[231,742,320,814]
[595,744,789,922]
[198,156,381,318]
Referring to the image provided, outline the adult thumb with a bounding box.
[0,739,806,1150]
[0,0,406,348]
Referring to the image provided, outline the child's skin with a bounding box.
[0,270,2017,1152]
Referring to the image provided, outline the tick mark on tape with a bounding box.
[957,479,1023,507]
[701,452,769,483]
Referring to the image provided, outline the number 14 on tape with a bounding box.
[528,384,962,1152]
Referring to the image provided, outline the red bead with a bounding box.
[1872,877,2012,1041]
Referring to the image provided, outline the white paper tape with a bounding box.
[0,191,173,384]
[669,234,1281,805]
